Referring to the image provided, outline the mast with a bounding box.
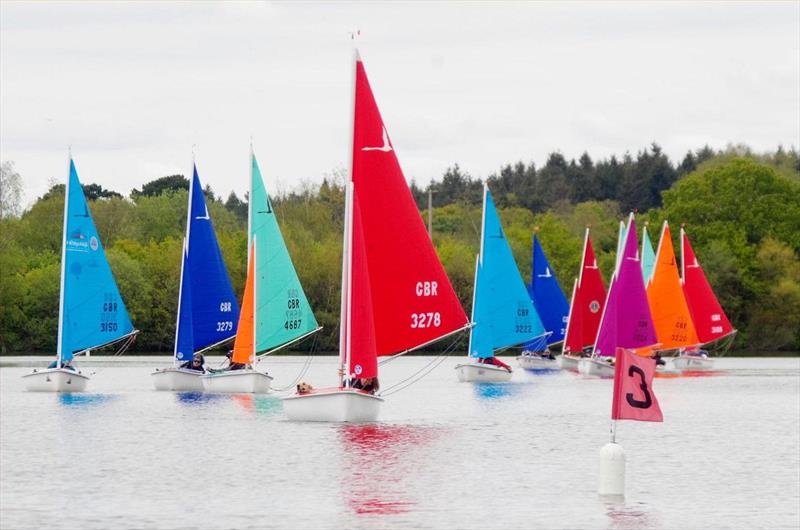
[249,144,255,364]
[172,152,196,366]
[56,153,71,368]
[339,47,358,387]
[251,237,257,365]
[562,278,579,354]
[467,254,480,357]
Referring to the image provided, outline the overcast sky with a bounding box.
[1,1,798,207]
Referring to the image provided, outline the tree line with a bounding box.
[0,144,798,354]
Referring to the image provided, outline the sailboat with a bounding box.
[23,158,138,392]
[641,222,656,285]
[455,185,547,382]
[675,226,737,370]
[578,214,658,377]
[282,50,469,421]
[201,151,321,393]
[517,233,569,370]
[646,221,699,361]
[151,164,240,391]
[557,228,607,371]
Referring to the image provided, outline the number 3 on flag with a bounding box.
[611,348,663,422]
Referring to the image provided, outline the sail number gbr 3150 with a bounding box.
[411,281,441,329]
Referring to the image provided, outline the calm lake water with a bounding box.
[1,356,798,530]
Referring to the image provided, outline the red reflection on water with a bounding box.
[655,370,724,379]
[338,424,438,516]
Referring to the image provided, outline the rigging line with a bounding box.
[378,334,465,396]
[270,332,319,392]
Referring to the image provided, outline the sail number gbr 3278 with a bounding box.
[411,281,441,329]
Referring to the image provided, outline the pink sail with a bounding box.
[593,215,658,357]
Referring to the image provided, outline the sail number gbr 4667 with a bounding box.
[411,281,441,329]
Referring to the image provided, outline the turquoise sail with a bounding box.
[251,154,319,353]
[58,160,134,364]
[641,224,656,285]
[613,220,628,276]
[469,187,545,359]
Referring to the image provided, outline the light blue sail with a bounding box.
[176,166,240,361]
[525,235,570,349]
[58,160,134,364]
[469,188,546,359]
[641,224,656,285]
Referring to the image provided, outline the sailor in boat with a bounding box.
[180,353,206,372]
[208,350,249,373]
[478,356,513,373]
[350,377,380,395]
[46,359,76,371]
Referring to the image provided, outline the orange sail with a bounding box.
[232,242,256,365]
[646,222,698,350]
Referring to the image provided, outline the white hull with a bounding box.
[517,354,559,370]
[455,362,513,382]
[151,368,204,391]
[200,370,273,393]
[671,354,714,371]
[281,388,383,422]
[577,357,615,378]
[556,354,581,371]
[23,368,90,392]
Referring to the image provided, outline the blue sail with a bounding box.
[525,235,570,349]
[183,165,240,352]
[174,243,195,362]
[469,188,546,359]
[59,160,134,363]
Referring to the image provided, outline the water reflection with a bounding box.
[58,393,114,407]
[338,424,439,516]
[230,394,283,416]
[604,499,656,530]
[472,382,520,400]
[174,392,220,405]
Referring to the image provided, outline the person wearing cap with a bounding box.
[180,352,206,372]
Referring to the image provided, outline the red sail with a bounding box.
[681,229,735,344]
[350,54,469,358]
[564,231,607,353]
[348,194,378,379]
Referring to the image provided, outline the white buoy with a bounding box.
[599,442,626,496]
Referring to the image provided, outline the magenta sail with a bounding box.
[593,215,658,357]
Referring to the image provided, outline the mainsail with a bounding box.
[681,228,736,345]
[593,215,658,357]
[647,222,699,351]
[562,228,607,354]
[469,187,545,359]
[173,166,240,362]
[58,159,135,365]
[342,51,469,380]
[525,234,569,349]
